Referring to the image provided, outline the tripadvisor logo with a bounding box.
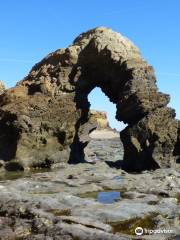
[135,227,174,236]
[135,227,143,236]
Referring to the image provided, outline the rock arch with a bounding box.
[0,27,179,171]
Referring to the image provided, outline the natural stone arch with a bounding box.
[66,27,178,170]
[0,27,179,171]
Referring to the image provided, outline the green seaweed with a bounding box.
[48,208,71,216]
[78,191,98,199]
[0,168,51,181]
[177,194,180,204]
[107,213,158,236]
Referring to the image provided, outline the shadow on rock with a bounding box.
[105,160,124,169]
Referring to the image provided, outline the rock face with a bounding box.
[90,110,110,129]
[0,80,5,95]
[0,27,179,171]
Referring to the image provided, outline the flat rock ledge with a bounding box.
[0,137,179,240]
[0,162,179,239]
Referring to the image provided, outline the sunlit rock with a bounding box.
[0,27,179,171]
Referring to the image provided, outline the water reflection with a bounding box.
[0,168,52,181]
[97,191,120,204]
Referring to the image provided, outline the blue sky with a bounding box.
[0,0,179,130]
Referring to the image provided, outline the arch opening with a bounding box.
[68,33,177,171]
[88,87,126,131]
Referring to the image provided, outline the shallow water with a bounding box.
[79,190,121,204]
[108,213,158,235]
[97,191,120,204]
[0,168,52,181]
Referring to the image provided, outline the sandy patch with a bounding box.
[89,129,119,139]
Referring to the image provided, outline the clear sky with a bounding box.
[0,0,179,130]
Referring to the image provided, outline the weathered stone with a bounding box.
[0,27,179,171]
[90,110,110,129]
[0,155,179,239]
[121,107,178,171]
[0,80,5,95]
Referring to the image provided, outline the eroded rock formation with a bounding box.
[0,80,5,95]
[0,27,179,171]
[90,110,110,129]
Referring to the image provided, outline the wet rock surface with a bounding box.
[0,27,179,171]
[0,134,179,240]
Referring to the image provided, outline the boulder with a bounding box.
[0,27,179,171]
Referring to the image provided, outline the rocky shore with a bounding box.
[0,27,179,239]
[0,27,179,172]
[0,131,179,240]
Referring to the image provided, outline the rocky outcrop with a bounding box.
[0,27,179,171]
[90,110,109,129]
[0,80,5,95]
[121,107,178,171]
